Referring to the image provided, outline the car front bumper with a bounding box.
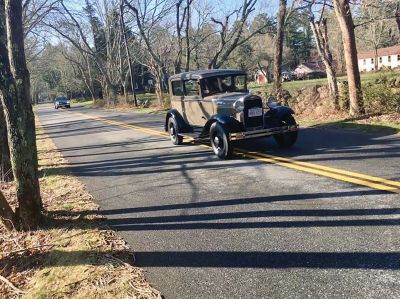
[229,125,298,141]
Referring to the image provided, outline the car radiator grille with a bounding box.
[243,97,263,130]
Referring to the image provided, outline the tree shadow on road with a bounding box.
[2,248,399,270]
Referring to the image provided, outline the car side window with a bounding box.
[184,80,200,97]
[171,80,183,96]
[221,76,233,92]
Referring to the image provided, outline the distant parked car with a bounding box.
[282,71,294,82]
[54,96,71,109]
[165,69,298,159]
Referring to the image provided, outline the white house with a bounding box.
[357,45,400,72]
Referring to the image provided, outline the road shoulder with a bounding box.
[0,119,161,298]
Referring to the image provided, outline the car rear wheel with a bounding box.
[210,122,232,159]
[168,117,183,145]
[273,114,298,148]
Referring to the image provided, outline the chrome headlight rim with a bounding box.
[233,100,244,113]
[267,96,278,108]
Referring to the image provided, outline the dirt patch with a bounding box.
[0,122,161,298]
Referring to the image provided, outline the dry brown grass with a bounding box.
[0,121,161,299]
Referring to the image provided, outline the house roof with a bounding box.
[357,45,400,59]
[295,62,325,72]
[169,69,246,81]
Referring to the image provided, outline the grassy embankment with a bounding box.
[0,122,161,298]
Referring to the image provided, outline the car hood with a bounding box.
[205,92,250,103]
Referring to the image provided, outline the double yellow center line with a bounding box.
[71,111,400,194]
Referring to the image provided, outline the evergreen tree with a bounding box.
[285,10,313,66]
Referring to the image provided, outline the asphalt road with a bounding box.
[36,104,400,299]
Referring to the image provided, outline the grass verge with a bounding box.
[0,121,161,298]
[298,113,400,134]
[248,70,399,95]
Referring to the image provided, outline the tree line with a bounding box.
[0,0,399,230]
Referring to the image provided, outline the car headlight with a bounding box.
[55,101,59,105]
[233,100,244,112]
[267,96,278,108]
[66,101,70,104]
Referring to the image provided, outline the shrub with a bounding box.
[338,81,349,110]
[363,82,400,113]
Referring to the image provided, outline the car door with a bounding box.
[170,79,185,117]
[183,79,206,126]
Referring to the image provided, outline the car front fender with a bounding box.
[272,106,295,118]
[265,106,295,119]
[201,114,244,136]
[264,106,295,127]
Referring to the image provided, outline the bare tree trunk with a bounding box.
[175,0,184,74]
[153,65,165,106]
[0,105,12,182]
[273,0,287,95]
[117,32,128,104]
[333,0,364,116]
[309,17,339,108]
[103,75,117,106]
[120,2,137,106]
[373,47,378,70]
[326,68,339,103]
[85,53,96,102]
[184,0,191,72]
[0,0,42,230]
[0,190,16,230]
[82,71,96,102]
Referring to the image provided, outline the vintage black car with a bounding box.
[165,69,298,159]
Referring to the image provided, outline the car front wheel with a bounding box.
[210,122,232,159]
[273,114,298,148]
[168,117,183,145]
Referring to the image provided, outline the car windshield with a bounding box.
[201,75,247,97]
[56,97,68,102]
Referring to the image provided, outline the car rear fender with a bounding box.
[165,109,192,133]
[201,114,244,136]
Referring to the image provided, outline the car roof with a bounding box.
[169,69,247,81]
